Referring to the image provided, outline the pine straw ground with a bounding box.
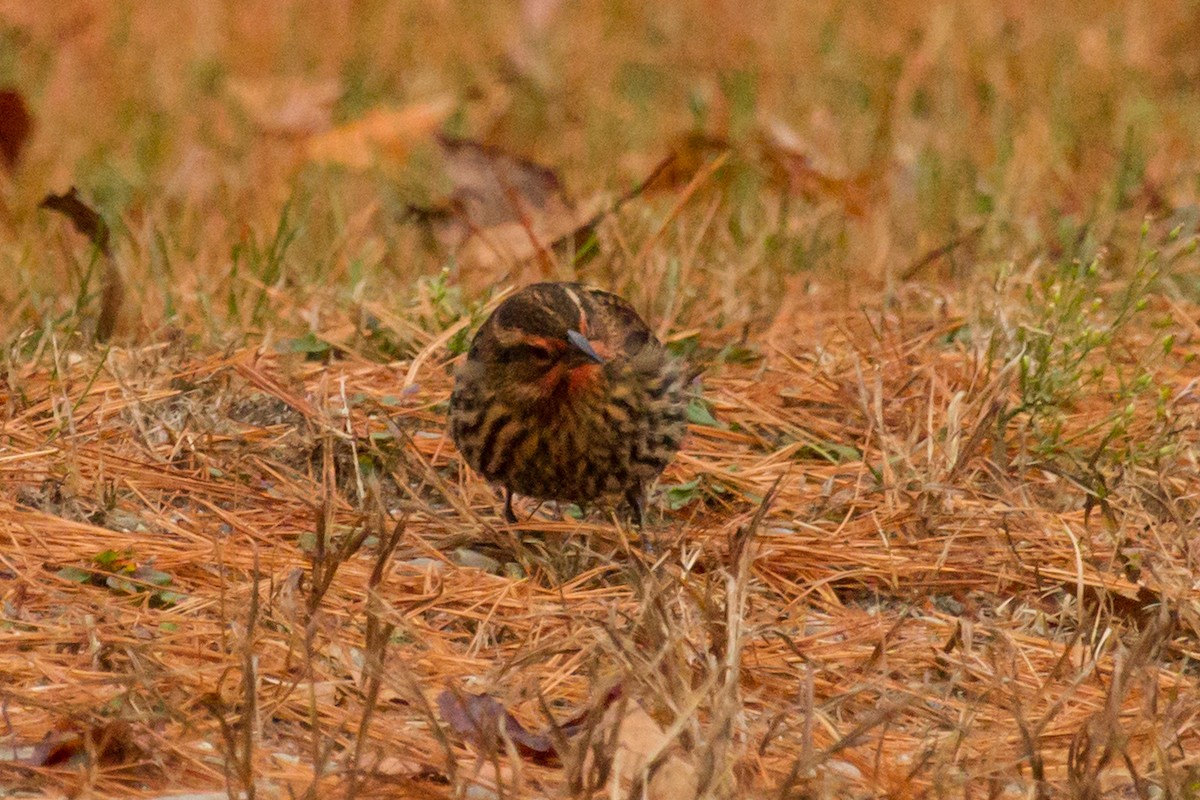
[1,288,1199,799]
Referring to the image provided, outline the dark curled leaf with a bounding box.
[26,721,139,769]
[436,683,624,766]
[436,688,558,764]
[39,186,124,341]
[27,730,86,768]
[0,89,32,169]
[39,187,111,256]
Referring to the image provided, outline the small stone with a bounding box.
[451,548,501,573]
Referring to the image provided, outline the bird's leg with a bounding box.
[626,489,644,527]
[503,489,518,524]
[625,487,655,553]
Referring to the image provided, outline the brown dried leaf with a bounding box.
[39,187,110,256]
[409,135,614,285]
[436,684,625,768]
[413,135,717,286]
[39,187,123,340]
[580,703,698,800]
[26,720,142,769]
[451,193,609,281]
[228,77,340,137]
[437,688,559,765]
[761,121,873,218]
[637,132,730,198]
[305,97,454,169]
[437,135,569,228]
[0,88,32,169]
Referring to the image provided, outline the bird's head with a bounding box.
[472,284,612,403]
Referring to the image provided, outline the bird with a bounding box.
[449,282,688,531]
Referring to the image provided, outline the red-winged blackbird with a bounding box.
[450,282,687,527]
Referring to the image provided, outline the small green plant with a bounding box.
[282,330,336,360]
[998,222,1195,477]
[664,477,702,510]
[57,549,187,607]
[229,201,300,329]
[686,395,723,428]
[415,268,473,354]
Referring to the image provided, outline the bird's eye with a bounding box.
[497,343,554,364]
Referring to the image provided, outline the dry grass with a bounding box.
[2,1,1200,798]
[2,300,1198,797]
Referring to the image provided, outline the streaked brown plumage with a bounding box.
[450,282,687,527]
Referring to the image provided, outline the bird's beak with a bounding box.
[566,329,606,364]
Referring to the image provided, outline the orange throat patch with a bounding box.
[566,362,604,394]
[539,362,604,400]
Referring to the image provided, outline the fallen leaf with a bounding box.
[579,703,698,800]
[437,688,559,764]
[27,731,87,768]
[405,135,610,285]
[409,135,715,288]
[438,135,569,228]
[436,683,624,768]
[0,88,32,169]
[38,187,123,341]
[305,97,454,169]
[449,193,609,279]
[760,120,872,217]
[26,720,142,769]
[228,77,340,137]
[39,187,110,255]
[638,132,730,197]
